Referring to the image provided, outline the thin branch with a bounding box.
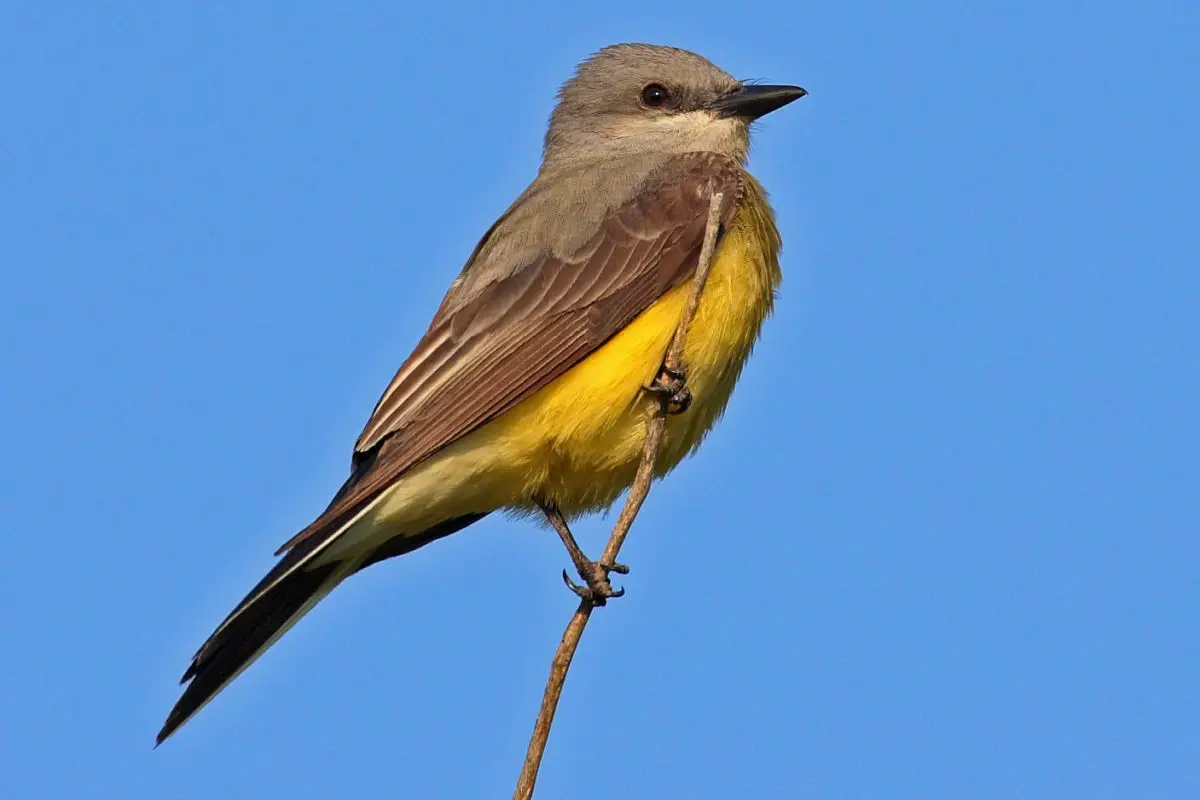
[513,191,726,800]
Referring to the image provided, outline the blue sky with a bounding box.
[2,2,1197,797]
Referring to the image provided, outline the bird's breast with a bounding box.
[501,180,783,515]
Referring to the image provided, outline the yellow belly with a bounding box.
[354,188,782,546]
[504,192,782,514]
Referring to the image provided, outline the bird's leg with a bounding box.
[644,363,691,415]
[535,498,628,606]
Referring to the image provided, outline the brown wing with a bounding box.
[277,153,743,557]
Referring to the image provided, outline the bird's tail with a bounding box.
[155,558,353,745]
[157,512,488,745]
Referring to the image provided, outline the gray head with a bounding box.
[542,43,805,170]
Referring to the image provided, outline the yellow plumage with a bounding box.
[346,177,782,549]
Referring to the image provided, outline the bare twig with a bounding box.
[513,191,726,800]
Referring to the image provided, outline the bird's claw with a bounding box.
[644,365,692,415]
[561,561,628,606]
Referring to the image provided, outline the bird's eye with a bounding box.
[640,83,671,108]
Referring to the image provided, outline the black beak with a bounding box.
[708,84,807,120]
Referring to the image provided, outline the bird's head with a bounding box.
[542,43,805,169]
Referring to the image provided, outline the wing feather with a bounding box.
[276,153,743,556]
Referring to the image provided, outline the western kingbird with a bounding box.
[158,42,805,744]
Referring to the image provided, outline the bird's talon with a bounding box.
[559,560,628,606]
[661,365,686,382]
[667,387,692,414]
[646,364,692,414]
[561,569,588,597]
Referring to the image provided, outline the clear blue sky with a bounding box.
[2,2,1197,798]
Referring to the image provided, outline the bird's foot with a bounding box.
[561,561,630,607]
[536,496,630,607]
[645,364,691,415]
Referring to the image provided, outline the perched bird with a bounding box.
[158,42,805,744]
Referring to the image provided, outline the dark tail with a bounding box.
[157,512,488,745]
[156,561,343,745]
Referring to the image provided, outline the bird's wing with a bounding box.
[279,152,743,557]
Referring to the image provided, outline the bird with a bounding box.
[158,42,805,745]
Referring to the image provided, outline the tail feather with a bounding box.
[157,561,345,745]
[158,512,489,745]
